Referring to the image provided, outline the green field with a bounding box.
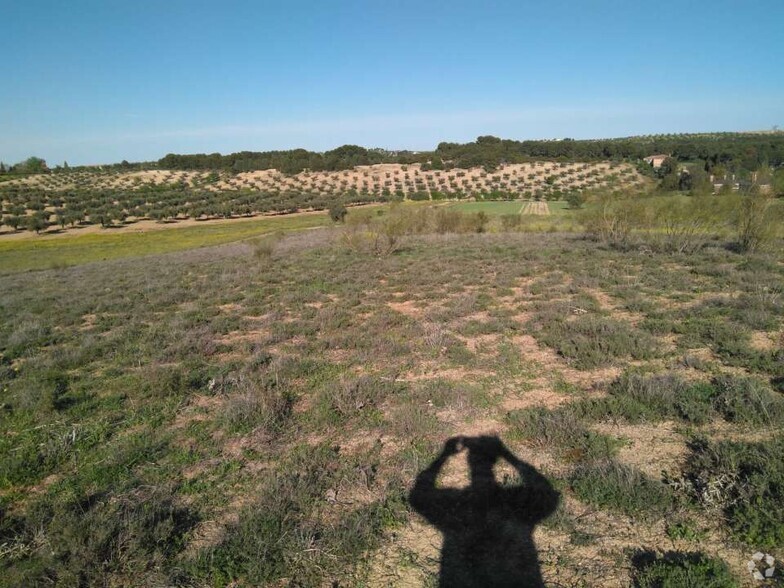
[4,196,781,275]
[445,200,529,215]
[446,199,569,214]
[0,201,554,274]
[0,212,334,274]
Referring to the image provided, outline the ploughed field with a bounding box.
[1,222,782,586]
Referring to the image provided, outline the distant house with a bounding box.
[643,154,669,168]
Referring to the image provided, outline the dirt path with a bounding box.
[520,201,550,215]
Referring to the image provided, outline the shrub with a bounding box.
[710,374,784,426]
[632,551,738,588]
[433,209,463,234]
[685,436,784,548]
[472,211,489,233]
[533,314,657,369]
[734,190,778,252]
[5,483,197,587]
[647,194,729,254]
[579,192,642,248]
[340,220,400,256]
[573,372,714,425]
[572,372,784,427]
[188,445,407,586]
[570,461,676,517]
[508,407,621,462]
[250,233,281,260]
[316,374,398,422]
[500,213,522,230]
[329,203,347,223]
[566,191,585,209]
[221,374,293,434]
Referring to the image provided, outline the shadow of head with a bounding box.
[408,435,559,587]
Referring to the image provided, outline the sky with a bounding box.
[2,0,783,165]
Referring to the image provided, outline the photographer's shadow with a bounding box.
[409,436,559,587]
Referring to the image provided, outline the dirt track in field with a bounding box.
[520,201,550,215]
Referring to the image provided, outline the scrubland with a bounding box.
[0,194,782,587]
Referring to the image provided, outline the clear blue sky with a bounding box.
[2,0,783,165]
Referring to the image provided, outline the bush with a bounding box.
[566,191,585,209]
[500,213,522,230]
[221,373,293,434]
[508,407,621,462]
[647,194,729,254]
[533,314,657,369]
[572,372,784,427]
[4,483,198,587]
[734,190,778,252]
[579,192,643,248]
[685,436,784,548]
[316,374,399,422]
[570,461,676,518]
[632,551,738,588]
[329,203,347,223]
[433,209,463,234]
[573,372,714,425]
[250,233,281,260]
[710,374,784,426]
[471,211,489,233]
[340,220,400,256]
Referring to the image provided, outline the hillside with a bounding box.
[0,161,647,234]
[143,132,784,173]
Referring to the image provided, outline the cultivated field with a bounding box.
[3,161,645,196]
[1,200,782,586]
[0,161,648,237]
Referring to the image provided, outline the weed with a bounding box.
[220,373,294,434]
[665,520,707,542]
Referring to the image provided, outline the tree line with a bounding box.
[153,133,784,175]
[157,145,416,174]
[5,133,782,179]
[434,133,784,172]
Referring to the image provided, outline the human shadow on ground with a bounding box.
[409,436,559,587]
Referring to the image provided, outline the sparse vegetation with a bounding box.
[1,164,782,585]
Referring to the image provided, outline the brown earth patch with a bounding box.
[454,333,499,353]
[750,330,780,351]
[500,385,572,412]
[388,300,427,319]
[79,313,98,331]
[399,363,492,383]
[215,328,269,346]
[172,394,223,429]
[511,334,621,391]
[592,421,686,479]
